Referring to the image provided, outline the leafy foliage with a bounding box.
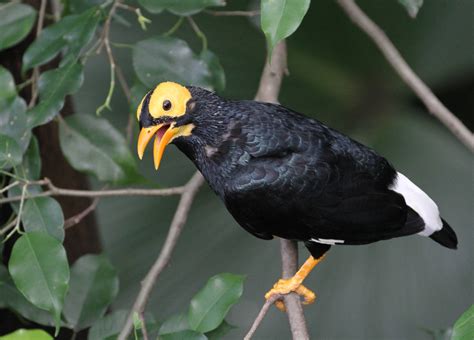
[0,329,52,340]
[451,304,474,340]
[188,273,244,333]
[8,232,70,332]
[87,310,129,340]
[22,7,101,72]
[28,62,84,128]
[155,273,243,338]
[138,0,225,16]
[63,255,119,331]
[0,135,22,169]
[133,37,223,90]
[0,265,55,326]
[261,0,310,54]
[0,3,36,51]
[398,0,423,18]
[59,114,141,184]
[21,197,65,241]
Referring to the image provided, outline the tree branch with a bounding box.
[0,178,185,205]
[247,40,310,340]
[204,10,260,17]
[243,294,281,340]
[117,171,204,340]
[336,0,474,152]
[254,40,288,103]
[64,197,100,229]
[28,0,47,109]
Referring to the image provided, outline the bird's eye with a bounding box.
[163,100,172,111]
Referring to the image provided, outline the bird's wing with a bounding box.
[223,102,424,244]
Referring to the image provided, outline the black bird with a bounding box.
[136,82,457,309]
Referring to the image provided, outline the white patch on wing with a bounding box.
[389,172,442,236]
[310,238,344,245]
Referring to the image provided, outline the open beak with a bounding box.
[137,123,178,170]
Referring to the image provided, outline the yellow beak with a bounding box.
[137,123,178,170]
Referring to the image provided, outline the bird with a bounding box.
[136,81,458,310]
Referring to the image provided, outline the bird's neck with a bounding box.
[174,137,230,197]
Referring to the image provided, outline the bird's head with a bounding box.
[136,81,197,170]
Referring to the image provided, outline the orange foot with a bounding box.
[264,255,326,311]
[265,277,316,311]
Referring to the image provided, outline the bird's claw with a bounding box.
[265,278,316,312]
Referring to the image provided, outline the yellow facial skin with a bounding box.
[136,82,195,170]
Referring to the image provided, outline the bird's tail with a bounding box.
[429,219,458,249]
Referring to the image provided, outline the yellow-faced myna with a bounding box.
[136,81,457,309]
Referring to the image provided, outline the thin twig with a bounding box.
[0,178,185,204]
[0,218,17,236]
[96,0,121,114]
[28,0,47,108]
[204,9,260,17]
[64,198,100,229]
[336,0,474,152]
[186,16,207,52]
[117,171,205,340]
[116,2,150,30]
[115,64,131,102]
[247,40,310,340]
[4,185,27,242]
[243,294,281,340]
[0,180,19,194]
[163,16,184,37]
[139,312,149,340]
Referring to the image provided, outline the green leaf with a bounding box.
[87,310,129,340]
[22,7,101,72]
[398,0,423,18]
[133,37,214,89]
[188,273,244,333]
[27,62,84,128]
[0,329,52,340]
[159,330,207,340]
[21,197,64,242]
[0,265,55,326]
[0,3,36,51]
[0,96,31,152]
[205,320,235,340]
[159,313,190,335]
[15,136,41,180]
[200,50,225,92]
[59,114,141,184]
[261,0,310,54]
[0,134,22,169]
[64,254,119,331]
[138,0,224,16]
[8,231,70,332]
[452,304,474,340]
[0,66,16,106]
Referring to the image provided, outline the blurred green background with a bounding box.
[74,0,473,338]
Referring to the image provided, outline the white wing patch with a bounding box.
[310,238,345,245]
[389,172,442,236]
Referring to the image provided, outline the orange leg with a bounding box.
[265,255,325,311]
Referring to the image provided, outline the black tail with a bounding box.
[429,219,458,249]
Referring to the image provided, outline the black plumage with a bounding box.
[137,82,458,308]
[138,86,456,259]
